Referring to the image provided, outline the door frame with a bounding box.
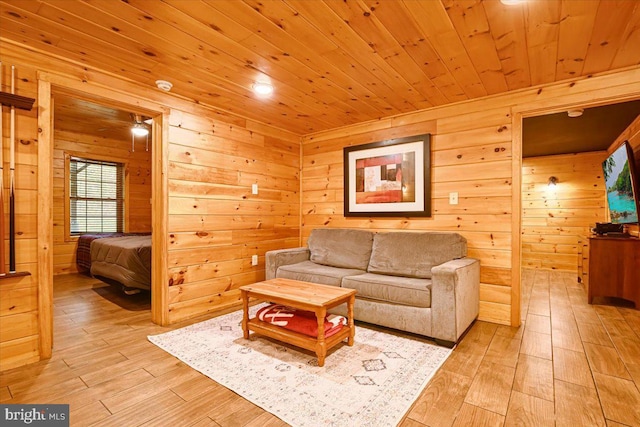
[37,72,169,358]
[513,95,640,327]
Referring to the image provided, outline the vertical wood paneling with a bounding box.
[522,152,607,273]
[151,113,169,326]
[51,129,152,275]
[37,76,53,360]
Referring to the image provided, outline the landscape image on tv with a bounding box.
[602,144,639,224]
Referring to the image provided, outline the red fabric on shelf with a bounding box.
[256,304,346,338]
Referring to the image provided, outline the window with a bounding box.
[69,156,125,235]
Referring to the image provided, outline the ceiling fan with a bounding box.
[130,114,152,152]
[96,113,153,151]
[131,114,152,135]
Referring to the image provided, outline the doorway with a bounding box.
[37,74,168,359]
[52,94,154,314]
[518,100,640,323]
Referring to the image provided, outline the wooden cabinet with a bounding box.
[588,237,640,308]
[577,235,590,287]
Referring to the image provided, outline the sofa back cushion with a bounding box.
[308,228,374,270]
[368,232,467,278]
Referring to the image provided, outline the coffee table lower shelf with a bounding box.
[245,318,353,366]
[239,278,357,367]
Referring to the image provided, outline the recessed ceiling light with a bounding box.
[252,81,274,97]
[567,109,584,118]
[500,0,525,5]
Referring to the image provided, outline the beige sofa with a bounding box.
[265,228,480,347]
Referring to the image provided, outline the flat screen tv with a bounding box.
[602,141,640,224]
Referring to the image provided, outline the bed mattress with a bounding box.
[90,235,152,291]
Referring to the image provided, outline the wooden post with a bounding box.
[0,62,5,275]
[9,65,15,273]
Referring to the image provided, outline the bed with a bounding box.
[77,234,152,292]
[76,233,125,272]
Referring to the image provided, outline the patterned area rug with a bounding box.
[148,305,452,427]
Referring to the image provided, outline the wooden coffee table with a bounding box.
[239,278,356,367]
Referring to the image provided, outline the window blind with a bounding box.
[69,156,124,235]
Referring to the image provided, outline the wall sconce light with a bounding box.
[548,176,559,186]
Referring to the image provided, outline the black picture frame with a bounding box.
[343,134,431,217]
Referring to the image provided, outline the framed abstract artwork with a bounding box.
[343,134,431,217]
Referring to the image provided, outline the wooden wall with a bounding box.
[522,113,640,278]
[1,37,639,370]
[521,152,607,272]
[165,111,300,323]
[301,110,515,325]
[0,41,300,371]
[52,129,152,275]
[302,69,640,326]
[0,59,39,370]
[612,114,640,161]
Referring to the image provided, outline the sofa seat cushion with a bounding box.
[276,261,366,287]
[308,228,374,270]
[368,232,467,279]
[342,273,432,308]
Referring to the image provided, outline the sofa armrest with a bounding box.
[265,247,311,280]
[430,257,480,344]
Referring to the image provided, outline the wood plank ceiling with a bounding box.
[53,93,142,141]
[1,0,639,135]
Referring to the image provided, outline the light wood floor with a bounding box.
[1,270,639,426]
